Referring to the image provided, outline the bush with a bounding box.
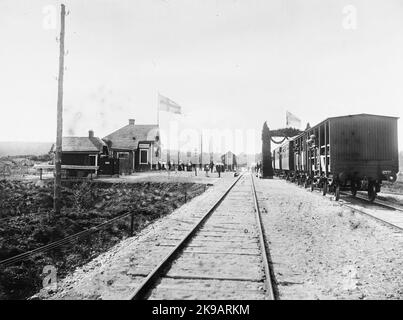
[28,154,52,162]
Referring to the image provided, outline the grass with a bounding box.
[0,179,207,300]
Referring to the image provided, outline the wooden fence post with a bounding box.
[130,212,134,236]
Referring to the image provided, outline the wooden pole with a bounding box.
[200,133,203,167]
[157,92,160,126]
[262,122,273,179]
[130,212,134,236]
[54,4,66,214]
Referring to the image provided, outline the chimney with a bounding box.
[129,119,135,126]
[89,130,94,138]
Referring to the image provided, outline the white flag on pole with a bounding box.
[286,111,301,129]
[158,94,182,114]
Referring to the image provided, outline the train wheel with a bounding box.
[322,182,327,196]
[335,185,340,201]
[368,184,376,202]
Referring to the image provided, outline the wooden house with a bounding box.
[59,130,118,177]
[221,151,237,171]
[103,119,160,174]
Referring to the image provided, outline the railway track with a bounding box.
[338,201,403,232]
[336,192,403,232]
[287,179,403,231]
[339,191,403,213]
[127,173,275,300]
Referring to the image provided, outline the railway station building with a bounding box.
[103,119,160,174]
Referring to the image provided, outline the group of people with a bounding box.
[204,161,225,177]
[253,161,262,177]
[156,160,201,176]
[156,160,228,178]
[157,160,195,172]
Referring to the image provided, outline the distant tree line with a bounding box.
[0,154,52,162]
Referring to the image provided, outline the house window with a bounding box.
[89,155,97,166]
[118,152,129,159]
[140,149,148,164]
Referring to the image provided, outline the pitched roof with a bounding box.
[62,137,106,153]
[103,124,159,150]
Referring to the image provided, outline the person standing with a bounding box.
[205,164,209,177]
[210,161,214,173]
[217,163,221,178]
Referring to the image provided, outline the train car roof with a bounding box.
[293,113,399,140]
[327,113,399,120]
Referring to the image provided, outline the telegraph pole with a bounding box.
[54,4,66,214]
[199,132,203,169]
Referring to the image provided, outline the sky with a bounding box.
[0,0,402,154]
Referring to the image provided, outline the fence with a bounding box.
[0,182,206,300]
[0,210,145,300]
[0,164,39,180]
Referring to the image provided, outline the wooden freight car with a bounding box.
[293,114,399,201]
[272,140,295,180]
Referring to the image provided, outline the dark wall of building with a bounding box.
[112,150,134,174]
[61,153,95,166]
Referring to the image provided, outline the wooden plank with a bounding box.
[34,165,99,170]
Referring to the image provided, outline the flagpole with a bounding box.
[157,92,159,126]
[200,131,203,168]
[156,92,160,166]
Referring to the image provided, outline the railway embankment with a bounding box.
[255,178,403,299]
[0,178,207,300]
[30,174,236,300]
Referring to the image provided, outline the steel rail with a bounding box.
[294,181,403,214]
[340,201,403,232]
[250,173,275,300]
[339,191,403,213]
[127,173,244,300]
[374,198,403,212]
[297,183,403,232]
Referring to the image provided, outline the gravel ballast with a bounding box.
[255,178,403,300]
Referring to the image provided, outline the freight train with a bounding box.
[272,114,399,201]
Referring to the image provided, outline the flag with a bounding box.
[158,94,182,114]
[286,111,301,129]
